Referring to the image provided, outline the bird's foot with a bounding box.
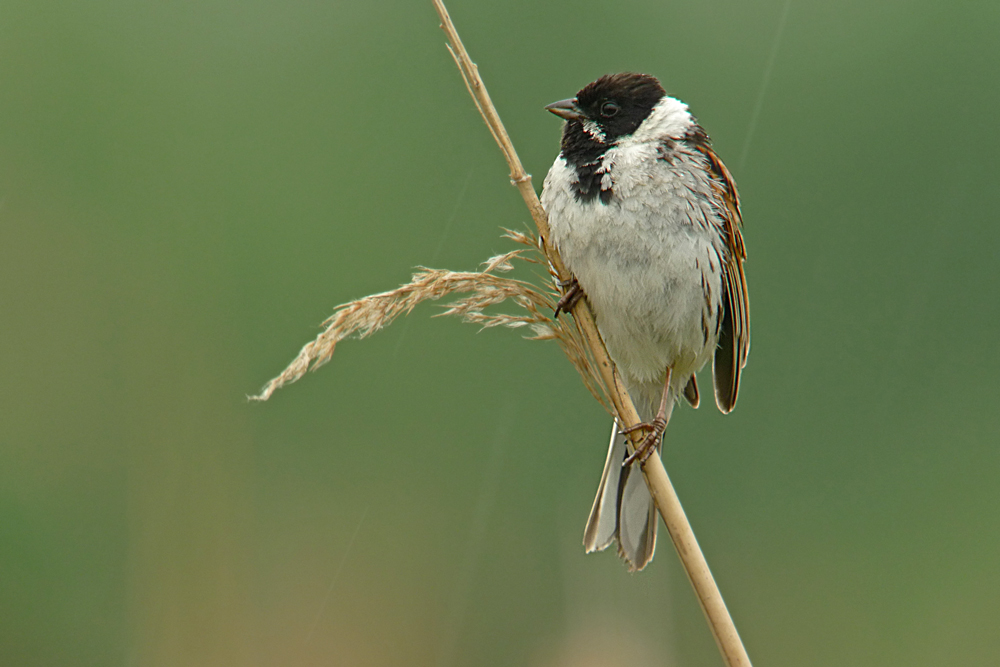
[620,416,668,467]
[553,277,583,317]
[619,366,674,468]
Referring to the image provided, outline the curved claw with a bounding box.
[553,278,583,317]
[621,366,674,469]
[619,422,652,437]
[622,417,667,468]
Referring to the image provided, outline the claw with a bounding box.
[620,366,674,469]
[619,422,652,437]
[554,277,583,317]
[622,417,667,468]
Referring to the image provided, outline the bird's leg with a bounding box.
[622,367,673,467]
[553,277,583,317]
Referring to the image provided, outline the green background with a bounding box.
[2,0,999,665]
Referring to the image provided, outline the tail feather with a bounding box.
[616,452,657,571]
[583,421,626,553]
[582,394,674,572]
[583,387,683,572]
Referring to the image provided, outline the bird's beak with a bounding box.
[545,98,584,121]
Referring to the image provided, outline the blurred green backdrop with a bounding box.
[2,0,999,665]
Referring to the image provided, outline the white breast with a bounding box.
[541,143,725,415]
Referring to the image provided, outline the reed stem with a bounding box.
[430,2,752,664]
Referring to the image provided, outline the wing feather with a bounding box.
[696,145,750,412]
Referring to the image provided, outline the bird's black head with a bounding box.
[547,73,666,165]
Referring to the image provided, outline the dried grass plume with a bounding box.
[252,230,609,408]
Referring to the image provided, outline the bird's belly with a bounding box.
[557,208,723,402]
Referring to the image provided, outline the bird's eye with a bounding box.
[600,101,620,118]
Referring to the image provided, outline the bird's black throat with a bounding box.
[560,123,614,204]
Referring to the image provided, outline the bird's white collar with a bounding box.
[620,96,693,146]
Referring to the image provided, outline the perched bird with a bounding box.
[540,73,749,571]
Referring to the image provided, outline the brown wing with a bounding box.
[696,146,750,413]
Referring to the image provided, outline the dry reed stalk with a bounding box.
[253,234,611,409]
[430,2,753,665]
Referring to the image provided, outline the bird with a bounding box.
[540,73,749,571]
